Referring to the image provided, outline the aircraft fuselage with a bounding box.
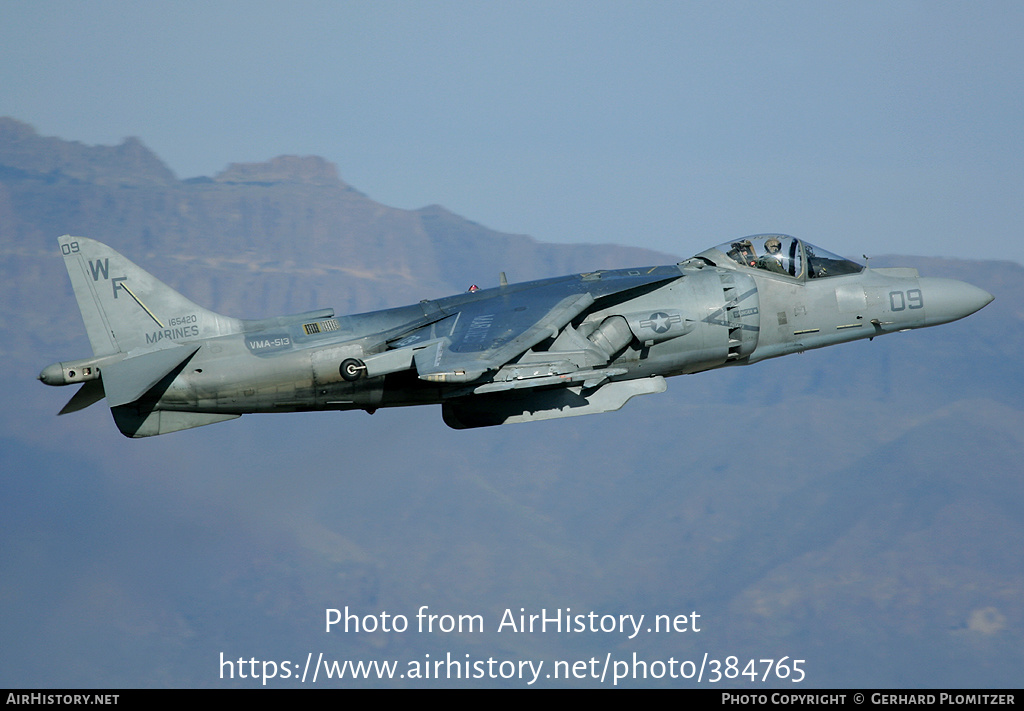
[40,234,993,436]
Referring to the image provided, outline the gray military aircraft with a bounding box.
[40,234,992,437]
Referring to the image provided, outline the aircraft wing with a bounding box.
[403,267,681,383]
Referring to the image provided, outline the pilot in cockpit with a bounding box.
[757,237,787,274]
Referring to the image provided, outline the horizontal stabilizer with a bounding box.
[58,379,106,415]
[102,344,200,407]
[442,376,667,429]
[111,407,240,438]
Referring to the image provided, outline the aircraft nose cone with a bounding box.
[920,278,994,326]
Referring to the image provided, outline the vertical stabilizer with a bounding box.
[58,235,241,355]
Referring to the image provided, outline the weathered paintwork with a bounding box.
[40,234,992,437]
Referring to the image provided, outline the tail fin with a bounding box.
[58,235,241,355]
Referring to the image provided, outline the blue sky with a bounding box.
[3,1,1021,261]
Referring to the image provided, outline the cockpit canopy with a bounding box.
[696,234,863,280]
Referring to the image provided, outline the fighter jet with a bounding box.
[39,234,992,437]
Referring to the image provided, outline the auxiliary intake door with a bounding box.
[716,271,760,361]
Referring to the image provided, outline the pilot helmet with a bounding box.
[765,237,782,253]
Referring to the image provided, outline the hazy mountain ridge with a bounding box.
[0,117,176,187]
[0,117,676,319]
[1,118,1021,687]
